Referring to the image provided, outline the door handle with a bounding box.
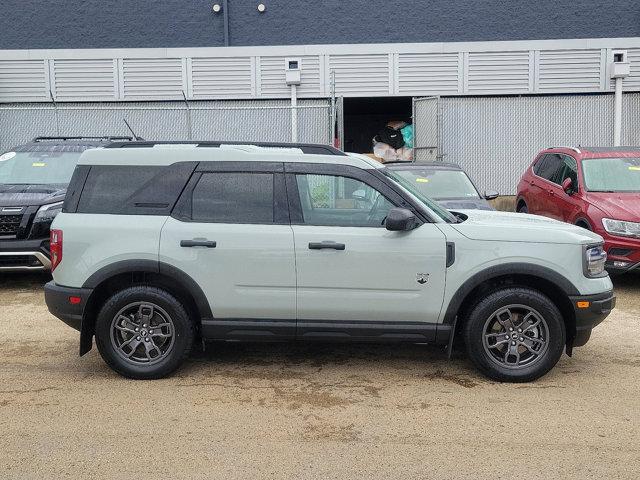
[180,239,217,248]
[308,241,346,251]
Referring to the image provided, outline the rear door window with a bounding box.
[191,172,274,224]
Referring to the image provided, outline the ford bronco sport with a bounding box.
[45,142,615,382]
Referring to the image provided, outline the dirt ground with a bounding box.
[0,273,638,480]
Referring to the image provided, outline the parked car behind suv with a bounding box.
[0,136,131,271]
[385,161,499,211]
[45,142,614,382]
[517,146,640,274]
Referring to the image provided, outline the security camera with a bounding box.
[611,50,630,78]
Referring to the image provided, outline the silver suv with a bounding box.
[45,142,615,382]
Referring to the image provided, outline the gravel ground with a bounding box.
[0,273,638,479]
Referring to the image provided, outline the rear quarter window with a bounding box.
[75,162,196,215]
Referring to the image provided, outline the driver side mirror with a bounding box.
[385,208,419,231]
[484,190,499,200]
[562,178,574,195]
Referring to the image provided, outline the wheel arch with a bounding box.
[444,263,578,354]
[515,197,528,212]
[80,260,212,355]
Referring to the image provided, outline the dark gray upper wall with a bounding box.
[1,0,639,50]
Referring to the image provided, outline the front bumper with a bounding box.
[44,281,92,332]
[0,238,51,271]
[602,235,640,273]
[568,290,616,348]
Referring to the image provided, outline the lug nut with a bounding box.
[509,327,514,332]
[145,337,150,342]
[520,337,524,341]
[518,328,522,333]
[143,324,147,328]
[149,330,154,334]
[135,328,139,332]
[136,336,141,341]
[511,341,516,346]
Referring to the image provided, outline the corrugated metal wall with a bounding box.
[0,99,332,153]
[438,93,640,195]
[2,40,639,102]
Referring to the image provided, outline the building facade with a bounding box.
[1,0,639,193]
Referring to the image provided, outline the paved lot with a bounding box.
[0,273,638,479]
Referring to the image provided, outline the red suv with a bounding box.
[517,146,640,274]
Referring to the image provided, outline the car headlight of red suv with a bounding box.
[602,218,640,238]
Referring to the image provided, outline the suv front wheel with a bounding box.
[463,287,565,382]
[95,286,194,379]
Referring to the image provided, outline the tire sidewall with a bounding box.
[95,286,193,379]
[464,288,566,382]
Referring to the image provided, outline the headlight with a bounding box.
[602,218,640,238]
[34,201,63,223]
[583,244,607,278]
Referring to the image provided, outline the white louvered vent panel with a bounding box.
[538,49,602,92]
[0,60,48,101]
[260,56,321,97]
[467,51,530,92]
[329,54,389,95]
[122,58,184,99]
[53,59,115,100]
[397,53,459,95]
[191,57,253,99]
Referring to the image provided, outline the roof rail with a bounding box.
[32,136,134,142]
[104,140,346,156]
[549,146,581,154]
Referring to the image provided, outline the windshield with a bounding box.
[384,170,458,223]
[391,168,480,199]
[582,157,640,192]
[0,151,81,185]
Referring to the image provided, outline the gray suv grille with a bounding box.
[0,214,22,236]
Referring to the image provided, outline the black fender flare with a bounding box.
[442,262,580,326]
[442,263,580,357]
[79,260,213,355]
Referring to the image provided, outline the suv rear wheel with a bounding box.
[463,287,565,382]
[95,286,194,379]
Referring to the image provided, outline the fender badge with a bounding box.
[417,273,429,285]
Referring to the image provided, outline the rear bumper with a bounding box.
[569,290,616,347]
[44,281,92,332]
[0,238,51,271]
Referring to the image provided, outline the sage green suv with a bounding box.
[45,142,615,382]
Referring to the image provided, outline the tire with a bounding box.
[95,286,194,379]
[463,287,565,382]
[517,203,528,214]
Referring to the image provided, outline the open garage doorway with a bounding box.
[342,97,413,155]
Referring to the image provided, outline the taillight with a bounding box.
[50,229,63,272]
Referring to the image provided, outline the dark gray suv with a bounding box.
[0,136,131,271]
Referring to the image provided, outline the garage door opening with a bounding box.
[342,97,413,156]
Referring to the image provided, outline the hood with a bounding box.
[584,192,640,221]
[437,197,494,211]
[450,209,603,245]
[0,184,67,207]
